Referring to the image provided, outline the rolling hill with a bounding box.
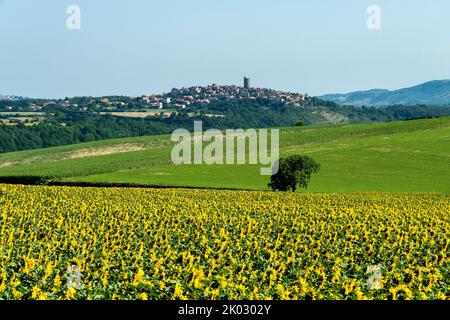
[0,117,449,193]
[320,80,450,107]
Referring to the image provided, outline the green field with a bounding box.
[0,117,449,193]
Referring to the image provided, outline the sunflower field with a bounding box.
[0,184,448,300]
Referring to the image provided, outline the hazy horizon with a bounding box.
[1,0,450,98]
[3,78,450,100]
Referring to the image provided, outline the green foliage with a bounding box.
[0,117,449,193]
[1,97,450,154]
[268,155,320,192]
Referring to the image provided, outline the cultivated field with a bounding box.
[0,117,449,193]
[0,185,448,300]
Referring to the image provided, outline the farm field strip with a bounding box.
[0,184,448,300]
[0,117,449,193]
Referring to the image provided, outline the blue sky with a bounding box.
[1,0,450,98]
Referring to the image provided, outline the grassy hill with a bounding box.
[0,117,449,193]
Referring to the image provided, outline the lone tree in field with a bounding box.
[268,155,320,192]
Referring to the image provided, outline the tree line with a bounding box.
[1,99,449,153]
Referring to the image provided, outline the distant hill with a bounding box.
[320,80,450,107]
